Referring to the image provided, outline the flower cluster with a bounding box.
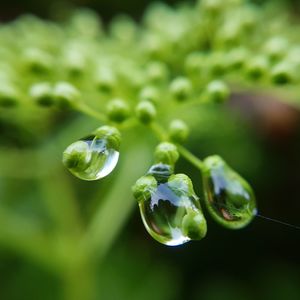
[0,0,298,244]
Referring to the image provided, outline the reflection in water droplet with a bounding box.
[63,134,119,181]
[202,155,257,229]
[135,165,207,246]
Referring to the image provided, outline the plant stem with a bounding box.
[149,122,168,141]
[176,144,204,171]
[75,102,108,123]
[150,121,204,170]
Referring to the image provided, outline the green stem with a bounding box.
[150,121,204,170]
[177,144,204,170]
[75,102,108,123]
[149,122,168,141]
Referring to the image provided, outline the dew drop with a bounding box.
[134,164,207,246]
[63,126,120,181]
[202,155,257,229]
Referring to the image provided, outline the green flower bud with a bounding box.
[62,140,91,171]
[168,119,189,143]
[226,47,249,70]
[106,98,130,123]
[271,62,294,85]
[135,101,157,124]
[132,175,157,203]
[182,210,207,240]
[95,67,116,93]
[264,37,288,61]
[29,82,54,107]
[93,125,121,151]
[184,52,204,75]
[145,61,169,84]
[245,56,269,79]
[154,142,179,166]
[208,52,228,76]
[206,80,230,103]
[170,77,192,102]
[139,86,159,104]
[53,82,80,108]
[23,48,52,74]
[167,173,195,196]
[69,9,102,37]
[64,51,86,77]
[199,0,224,14]
[110,15,137,43]
[0,84,19,107]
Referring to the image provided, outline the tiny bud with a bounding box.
[54,82,80,108]
[271,62,294,85]
[245,56,269,79]
[132,175,157,203]
[145,61,169,84]
[93,125,121,151]
[182,210,207,240]
[199,0,224,13]
[184,52,204,75]
[23,48,52,74]
[62,141,90,171]
[29,82,54,107]
[95,67,116,93]
[64,51,86,77]
[106,98,130,123]
[168,119,189,143]
[264,37,288,61]
[170,77,192,102]
[206,80,230,103]
[135,101,157,124]
[0,84,19,108]
[154,142,179,166]
[139,86,159,104]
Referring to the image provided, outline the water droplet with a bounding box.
[63,126,120,181]
[133,164,207,246]
[202,155,257,229]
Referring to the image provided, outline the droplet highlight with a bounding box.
[133,164,207,246]
[63,126,120,181]
[202,155,257,229]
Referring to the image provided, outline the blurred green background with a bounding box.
[0,1,300,300]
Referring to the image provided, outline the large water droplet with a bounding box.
[63,126,120,180]
[202,155,257,229]
[134,164,207,246]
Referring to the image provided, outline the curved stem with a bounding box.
[149,122,168,141]
[149,121,204,171]
[176,144,204,171]
[75,102,108,123]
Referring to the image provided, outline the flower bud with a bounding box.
[29,82,54,107]
[132,175,157,203]
[170,77,192,102]
[93,125,121,151]
[206,80,230,103]
[154,142,179,166]
[54,82,80,108]
[135,101,157,124]
[106,98,130,123]
[168,119,189,143]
